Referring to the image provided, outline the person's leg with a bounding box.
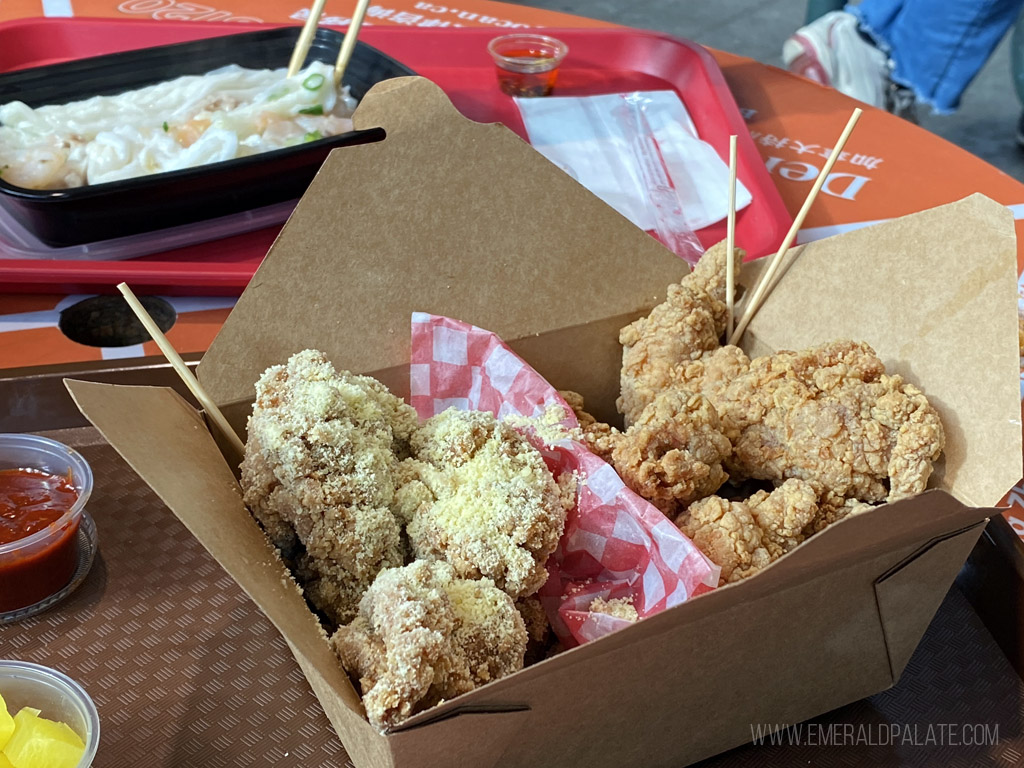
[851,0,1024,113]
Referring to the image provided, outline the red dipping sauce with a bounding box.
[0,468,81,612]
[487,34,568,99]
[494,50,561,98]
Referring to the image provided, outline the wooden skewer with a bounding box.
[334,0,372,87]
[288,0,329,77]
[116,283,246,459]
[728,107,863,346]
[725,134,738,341]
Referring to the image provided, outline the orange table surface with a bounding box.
[2,0,1024,537]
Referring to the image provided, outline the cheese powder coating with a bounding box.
[397,409,571,597]
[240,350,419,626]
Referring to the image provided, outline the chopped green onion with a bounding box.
[304,130,323,142]
[298,104,324,115]
[267,88,289,101]
[162,121,169,132]
[302,73,325,91]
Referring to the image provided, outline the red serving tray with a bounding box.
[0,19,791,295]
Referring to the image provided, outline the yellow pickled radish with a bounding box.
[2,707,85,768]
[0,753,14,768]
[0,694,13,750]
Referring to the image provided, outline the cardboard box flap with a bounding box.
[198,76,686,407]
[873,521,987,680]
[63,380,367,721]
[391,489,989,728]
[737,194,1021,508]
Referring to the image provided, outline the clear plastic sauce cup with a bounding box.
[0,660,100,768]
[487,34,569,98]
[0,435,93,614]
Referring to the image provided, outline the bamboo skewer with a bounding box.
[288,0,329,77]
[334,0,372,87]
[116,283,246,459]
[728,107,863,346]
[725,134,738,341]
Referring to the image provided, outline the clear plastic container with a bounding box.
[487,33,568,97]
[0,435,94,614]
[0,197,295,261]
[0,660,100,768]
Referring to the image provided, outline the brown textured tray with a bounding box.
[3,427,1023,768]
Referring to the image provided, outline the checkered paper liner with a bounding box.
[409,313,720,646]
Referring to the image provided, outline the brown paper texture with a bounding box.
[67,77,1023,768]
[198,77,684,408]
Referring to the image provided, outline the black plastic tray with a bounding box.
[0,27,414,246]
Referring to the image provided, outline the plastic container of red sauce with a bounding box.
[0,435,93,614]
[487,34,568,98]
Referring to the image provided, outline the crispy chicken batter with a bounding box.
[240,349,419,625]
[617,241,744,425]
[678,340,945,504]
[618,243,944,510]
[331,560,526,731]
[561,389,618,462]
[395,408,570,598]
[566,389,731,516]
[675,479,819,583]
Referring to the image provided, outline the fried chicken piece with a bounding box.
[618,242,744,425]
[560,389,619,462]
[331,560,526,730]
[240,349,419,625]
[676,479,818,583]
[563,389,731,516]
[674,344,753,443]
[677,495,766,584]
[395,408,570,598]
[588,596,639,622]
[678,340,944,504]
[745,479,819,557]
[516,595,554,666]
[609,389,731,515]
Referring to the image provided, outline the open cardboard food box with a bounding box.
[66,78,1022,768]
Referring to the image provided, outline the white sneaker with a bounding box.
[782,11,889,109]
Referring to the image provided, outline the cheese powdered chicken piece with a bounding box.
[396,408,572,598]
[240,349,419,625]
[332,560,527,730]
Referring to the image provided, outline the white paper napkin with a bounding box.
[515,91,753,232]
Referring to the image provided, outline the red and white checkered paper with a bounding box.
[409,313,720,647]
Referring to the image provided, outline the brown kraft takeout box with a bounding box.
[65,77,1022,768]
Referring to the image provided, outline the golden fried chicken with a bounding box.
[618,242,744,425]
[240,349,419,625]
[675,479,819,583]
[678,340,944,505]
[331,560,526,730]
[564,389,731,516]
[560,389,618,462]
[395,408,570,598]
[609,389,732,515]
